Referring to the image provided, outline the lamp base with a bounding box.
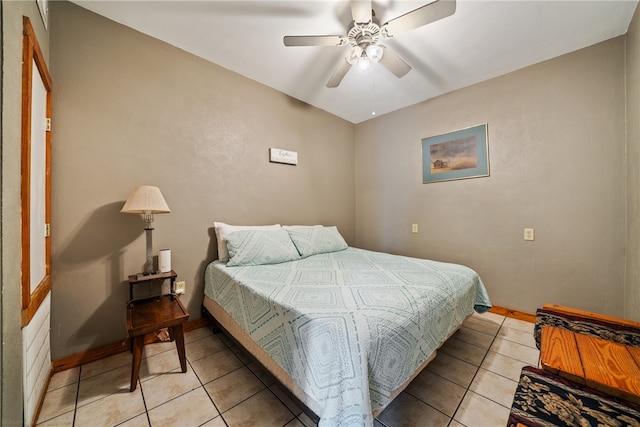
[145,227,154,275]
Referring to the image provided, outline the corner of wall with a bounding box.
[625,3,640,321]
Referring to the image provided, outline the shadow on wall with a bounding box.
[55,202,146,349]
[195,227,219,292]
[57,201,143,266]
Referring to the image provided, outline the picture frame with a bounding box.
[269,148,298,165]
[421,124,489,184]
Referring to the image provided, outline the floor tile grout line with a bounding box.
[137,376,153,427]
[468,316,538,372]
[460,322,531,412]
[266,383,306,420]
[206,368,293,423]
[190,356,234,426]
[493,329,539,350]
[139,366,217,425]
[208,326,312,427]
[188,329,234,427]
[39,334,206,426]
[472,356,526,384]
[453,326,539,366]
[187,343,287,426]
[146,329,317,426]
[72,367,81,427]
[45,314,529,427]
[486,337,540,366]
[447,315,508,424]
[401,384,457,424]
[379,313,510,427]
[190,329,242,426]
[35,369,82,426]
[78,363,130,384]
[81,338,215,426]
[185,357,229,426]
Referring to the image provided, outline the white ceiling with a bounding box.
[71,0,638,124]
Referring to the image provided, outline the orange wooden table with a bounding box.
[540,325,640,405]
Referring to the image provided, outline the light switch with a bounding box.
[412,224,419,234]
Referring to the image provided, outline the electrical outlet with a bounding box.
[524,228,535,241]
[412,224,419,234]
[175,281,186,295]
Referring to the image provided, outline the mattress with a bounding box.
[204,247,492,426]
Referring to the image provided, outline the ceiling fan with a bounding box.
[283,0,456,88]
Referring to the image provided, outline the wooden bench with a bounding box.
[541,303,640,330]
[538,304,640,405]
[508,365,640,426]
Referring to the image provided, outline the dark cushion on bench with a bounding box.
[533,308,640,350]
[508,366,640,427]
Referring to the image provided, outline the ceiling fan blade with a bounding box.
[283,35,344,47]
[350,0,372,23]
[383,0,456,37]
[379,47,411,78]
[326,58,353,88]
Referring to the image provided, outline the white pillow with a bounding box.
[213,222,281,262]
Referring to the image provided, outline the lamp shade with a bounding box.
[121,186,171,214]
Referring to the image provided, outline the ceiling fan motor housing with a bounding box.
[347,21,381,50]
[283,0,458,87]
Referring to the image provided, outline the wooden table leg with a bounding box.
[130,335,144,392]
[127,295,189,391]
[170,324,187,373]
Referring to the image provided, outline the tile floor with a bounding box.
[36,311,539,427]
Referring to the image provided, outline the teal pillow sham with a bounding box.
[286,226,348,258]
[225,229,301,266]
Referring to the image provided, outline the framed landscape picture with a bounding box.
[421,124,489,184]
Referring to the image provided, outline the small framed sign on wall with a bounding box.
[421,124,489,184]
[269,148,298,165]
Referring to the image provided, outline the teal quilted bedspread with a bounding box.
[204,247,491,426]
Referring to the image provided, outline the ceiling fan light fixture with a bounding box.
[357,54,371,71]
[285,0,458,88]
[366,44,384,63]
[346,46,363,65]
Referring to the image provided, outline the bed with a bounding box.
[202,224,492,426]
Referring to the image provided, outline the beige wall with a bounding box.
[48,2,355,359]
[355,37,627,317]
[3,0,637,419]
[626,6,640,321]
[31,0,640,363]
[1,1,51,425]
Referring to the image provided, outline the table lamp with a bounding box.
[121,185,171,275]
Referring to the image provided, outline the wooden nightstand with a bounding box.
[126,272,189,392]
[127,270,177,300]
